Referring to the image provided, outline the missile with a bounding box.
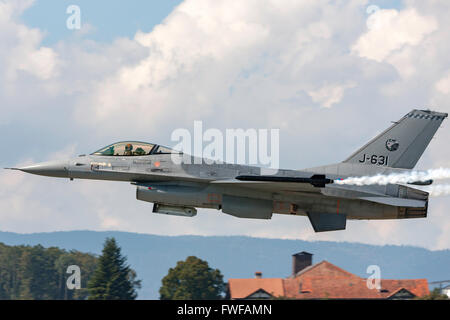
[407,179,433,186]
[235,174,334,188]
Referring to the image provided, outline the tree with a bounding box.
[18,245,60,300]
[159,256,225,300]
[87,238,141,300]
[54,250,97,300]
[415,288,449,300]
[0,242,98,300]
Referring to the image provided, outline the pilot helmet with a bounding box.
[125,143,133,151]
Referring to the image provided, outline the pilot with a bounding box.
[134,147,146,156]
[124,143,133,156]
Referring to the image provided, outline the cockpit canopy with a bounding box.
[91,141,176,157]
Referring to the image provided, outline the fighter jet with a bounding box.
[7,109,448,232]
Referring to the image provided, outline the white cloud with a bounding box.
[352,8,438,63]
[14,45,59,80]
[73,0,367,135]
[308,82,356,108]
[0,0,60,82]
[1,0,450,250]
[435,73,450,95]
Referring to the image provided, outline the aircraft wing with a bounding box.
[210,177,427,233]
[211,178,346,232]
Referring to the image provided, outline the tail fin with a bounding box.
[343,109,448,169]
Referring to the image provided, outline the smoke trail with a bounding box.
[422,184,450,197]
[335,168,450,186]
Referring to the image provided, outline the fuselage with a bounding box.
[17,149,428,222]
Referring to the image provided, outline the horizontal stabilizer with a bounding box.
[359,197,426,208]
[307,212,347,232]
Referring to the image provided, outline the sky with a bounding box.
[0,0,449,250]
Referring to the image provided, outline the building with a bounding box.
[442,285,450,298]
[227,252,429,300]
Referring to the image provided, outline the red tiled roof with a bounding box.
[228,278,285,299]
[381,279,430,298]
[228,260,429,299]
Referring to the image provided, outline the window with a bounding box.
[92,142,155,157]
[153,145,177,154]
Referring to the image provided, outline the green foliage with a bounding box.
[0,242,97,300]
[415,288,449,300]
[87,238,141,300]
[54,251,98,300]
[159,256,225,300]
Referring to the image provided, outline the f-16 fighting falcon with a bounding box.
[7,109,448,232]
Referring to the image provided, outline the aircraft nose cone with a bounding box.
[19,160,69,178]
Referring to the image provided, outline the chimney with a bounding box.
[292,252,313,276]
[254,271,262,279]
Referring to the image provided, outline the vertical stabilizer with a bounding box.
[343,109,447,169]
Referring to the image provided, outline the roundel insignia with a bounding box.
[385,139,399,152]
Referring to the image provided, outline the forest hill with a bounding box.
[0,242,97,300]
